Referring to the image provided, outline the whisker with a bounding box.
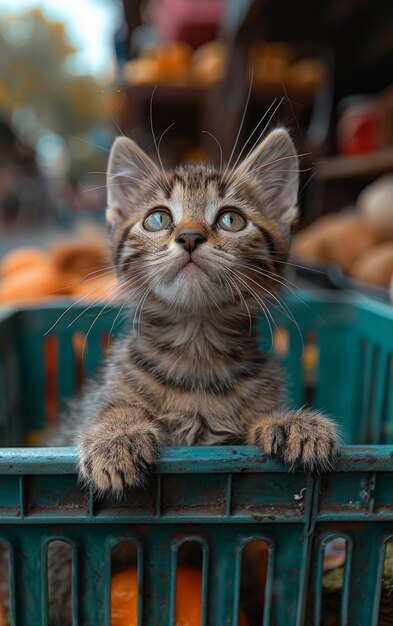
[69,135,110,152]
[109,171,157,188]
[158,123,175,157]
[230,97,278,172]
[111,115,125,137]
[228,97,285,186]
[85,182,140,193]
[89,171,160,190]
[149,85,171,189]
[237,261,303,293]
[65,267,152,330]
[228,151,311,192]
[133,272,164,335]
[108,289,138,342]
[298,169,317,199]
[51,266,117,294]
[237,261,317,323]
[229,268,277,339]
[234,272,274,348]
[242,96,285,164]
[81,279,141,357]
[222,269,252,335]
[131,144,160,181]
[201,130,223,171]
[268,258,325,274]
[248,152,311,174]
[234,266,300,331]
[43,277,119,336]
[282,83,303,139]
[223,69,254,178]
[66,280,126,329]
[230,262,305,349]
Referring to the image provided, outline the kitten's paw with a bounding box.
[78,423,161,495]
[248,409,338,472]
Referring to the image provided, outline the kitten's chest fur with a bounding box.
[112,306,285,446]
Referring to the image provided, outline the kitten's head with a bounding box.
[106,129,298,314]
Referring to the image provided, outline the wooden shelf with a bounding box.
[119,82,315,107]
[317,147,393,181]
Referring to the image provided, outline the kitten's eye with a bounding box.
[143,210,172,232]
[217,210,247,232]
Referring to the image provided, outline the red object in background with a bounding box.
[151,0,225,48]
[337,97,385,156]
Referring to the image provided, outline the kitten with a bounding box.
[45,128,338,625]
[53,128,337,490]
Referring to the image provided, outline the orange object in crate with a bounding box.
[0,246,50,279]
[111,567,249,626]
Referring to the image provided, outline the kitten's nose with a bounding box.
[176,231,206,253]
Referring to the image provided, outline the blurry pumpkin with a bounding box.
[0,246,50,279]
[0,237,114,306]
[52,241,110,284]
[71,274,118,302]
[0,265,64,305]
[111,567,249,626]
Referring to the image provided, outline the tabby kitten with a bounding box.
[56,128,337,490]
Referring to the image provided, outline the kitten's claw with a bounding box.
[248,409,338,472]
[78,423,161,495]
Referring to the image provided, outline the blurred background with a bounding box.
[0,0,393,304]
[0,6,392,620]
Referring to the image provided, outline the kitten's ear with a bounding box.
[106,137,160,228]
[237,128,299,226]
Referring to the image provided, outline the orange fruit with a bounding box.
[71,274,118,302]
[111,567,249,626]
[111,569,138,626]
[0,247,50,279]
[51,241,110,283]
[0,266,64,305]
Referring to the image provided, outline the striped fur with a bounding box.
[45,128,338,626]
[53,129,337,493]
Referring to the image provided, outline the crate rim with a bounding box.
[0,445,392,474]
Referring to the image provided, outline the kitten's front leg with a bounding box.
[247,409,338,472]
[78,404,161,494]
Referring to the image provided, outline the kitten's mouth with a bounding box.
[180,256,200,270]
[181,261,199,273]
[164,249,214,284]
[176,255,206,277]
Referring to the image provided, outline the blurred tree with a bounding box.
[0,8,105,145]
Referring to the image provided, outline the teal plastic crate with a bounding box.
[0,291,393,626]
